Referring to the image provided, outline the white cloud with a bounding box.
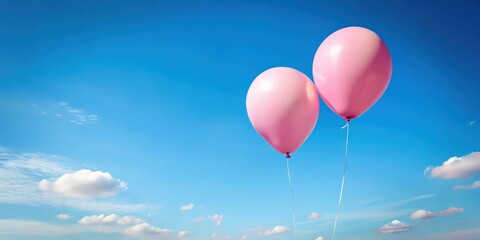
[38,169,127,199]
[177,231,191,238]
[428,152,480,179]
[438,207,464,216]
[309,212,321,219]
[193,216,205,222]
[56,214,71,220]
[78,214,173,238]
[79,214,144,226]
[315,237,325,240]
[410,210,436,220]
[0,147,148,213]
[264,226,290,236]
[241,235,248,239]
[124,222,172,236]
[377,220,411,234]
[454,180,480,190]
[58,102,98,125]
[180,203,194,211]
[208,214,224,226]
[79,213,119,224]
[116,215,145,225]
[410,207,463,220]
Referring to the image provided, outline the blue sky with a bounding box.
[0,0,479,239]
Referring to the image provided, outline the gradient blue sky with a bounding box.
[0,1,479,240]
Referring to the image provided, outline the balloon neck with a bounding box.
[286,153,291,159]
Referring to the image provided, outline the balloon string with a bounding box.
[286,153,297,240]
[332,119,350,240]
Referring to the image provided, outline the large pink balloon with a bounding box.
[313,26,392,120]
[246,67,319,155]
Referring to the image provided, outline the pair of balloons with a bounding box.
[246,26,392,155]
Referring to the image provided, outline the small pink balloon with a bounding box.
[313,26,392,120]
[246,67,319,155]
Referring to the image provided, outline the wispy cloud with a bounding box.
[427,152,480,179]
[33,102,98,125]
[377,220,411,234]
[415,227,480,240]
[0,219,123,236]
[192,216,205,222]
[56,214,71,220]
[241,226,265,237]
[468,121,476,126]
[211,233,234,240]
[0,214,174,238]
[454,180,480,190]
[208,214,224,226]
[297,194,435,226]
[58,102,98,125]
[0,147,148,213]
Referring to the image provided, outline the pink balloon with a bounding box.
[313,26,392,120]
[246,67,319,155]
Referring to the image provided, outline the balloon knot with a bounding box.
[286,153,291,159]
